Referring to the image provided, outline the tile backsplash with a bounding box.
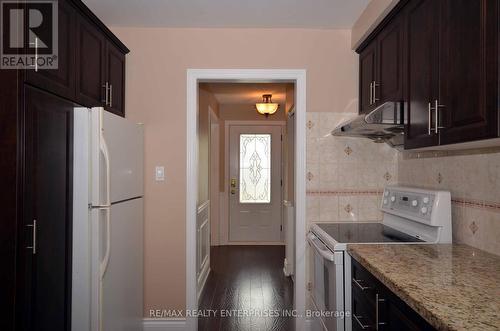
[306,112,500,256]
[306,112,399,224]
[399,151,500,256]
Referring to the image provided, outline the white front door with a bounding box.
[229,125,283,242]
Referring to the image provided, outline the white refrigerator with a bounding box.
[72,107,144,331]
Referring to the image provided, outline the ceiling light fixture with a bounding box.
[256,94,279,117]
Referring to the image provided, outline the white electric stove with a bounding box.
[307,186,452,331]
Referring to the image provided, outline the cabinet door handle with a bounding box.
[428,102,433,135]
[434,100,446,133]
[375,293,386,330]
[102,82,109,105]
[29,38,39,72]
[353,314,371,329]
[353,278,371,291]
[373,81,379,103]
[26,220,37,255]
[370,82,374,105]
[109,84,113,108]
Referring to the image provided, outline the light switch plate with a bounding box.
[155,166,165,181]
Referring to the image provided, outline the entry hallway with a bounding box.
[198,246,294,331]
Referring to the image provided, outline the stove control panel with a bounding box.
[381,186,452,242]
[382,190,435,220]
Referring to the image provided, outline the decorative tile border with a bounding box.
[402,146,500,160]
[450,198,500,213]
[308,191,500,213]
[307,189,383,196]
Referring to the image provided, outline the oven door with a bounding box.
[308,232,345,331]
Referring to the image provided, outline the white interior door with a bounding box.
[229,125,282,242]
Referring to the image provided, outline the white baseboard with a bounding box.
[283,257,293,277]
[143,318,186,330]
[226,241,285,245]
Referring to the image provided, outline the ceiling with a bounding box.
[82,0,369,28]
[201,83,292,105]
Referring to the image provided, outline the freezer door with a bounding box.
[72,108,92,331]
[101,198,144,331]
[91,108,144,205]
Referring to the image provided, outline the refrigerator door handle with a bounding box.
[99,207,111,280]
[98,109,112,281]
[99,109,111,207]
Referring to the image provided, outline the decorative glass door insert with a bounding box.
[239,134,271,203]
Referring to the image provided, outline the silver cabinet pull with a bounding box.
[29,38,39,72]
[102,82,109,105]
[375,293,386,330]
[26,220,37,254]
[369,82,373,105]
[109,84,113,108]
[373,81,380,103]
[434,99,446,133]
[353,314,371,329]
[353,278,371,291]
[428,102,433,135]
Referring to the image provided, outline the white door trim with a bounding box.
[186,69,307,331]
[222,121,286,245]
[209,107,220,246]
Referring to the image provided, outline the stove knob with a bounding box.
[412,200,418,207]
[384,191,389,197]
[390,196,396,202]
[423,197,430,204]
[383,199,388,205]
[421,207,428,214]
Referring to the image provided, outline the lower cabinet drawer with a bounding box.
[352,290,376,330]
[351,258,436,331]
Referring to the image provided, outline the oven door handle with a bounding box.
[307,233,335,261]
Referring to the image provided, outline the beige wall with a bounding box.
[219,103,287,121]
[112,27,358,314]
[351,0,400,49]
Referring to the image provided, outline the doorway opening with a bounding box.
[187,70,306,331]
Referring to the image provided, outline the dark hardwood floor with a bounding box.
[198,245,294,331]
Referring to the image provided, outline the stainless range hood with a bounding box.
[331,101,405,148]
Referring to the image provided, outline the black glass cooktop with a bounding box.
[316,223,423,243]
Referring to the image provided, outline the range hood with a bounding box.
[331,101,405,148]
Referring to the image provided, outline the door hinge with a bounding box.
[280,225,283,231]
[281,179,283,186]
[281,134,283,141]
[307,282,312,291]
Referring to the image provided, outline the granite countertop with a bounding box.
[347,244,500,331]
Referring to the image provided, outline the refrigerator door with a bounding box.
[101,198,144,331]
[91,108,144,205]
[72,108,92,331]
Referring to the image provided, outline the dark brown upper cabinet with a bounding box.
[404,0,440,149]
[24,0,128,116]
[358,0,499,149]
[438,0,499,146]
[377,14,405,105]
[25,0,76,101]
[75,14,107,109]
[105,41,126,116]
[359,40,377,114]
[75,13,126,117]
[358,13,405,114]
